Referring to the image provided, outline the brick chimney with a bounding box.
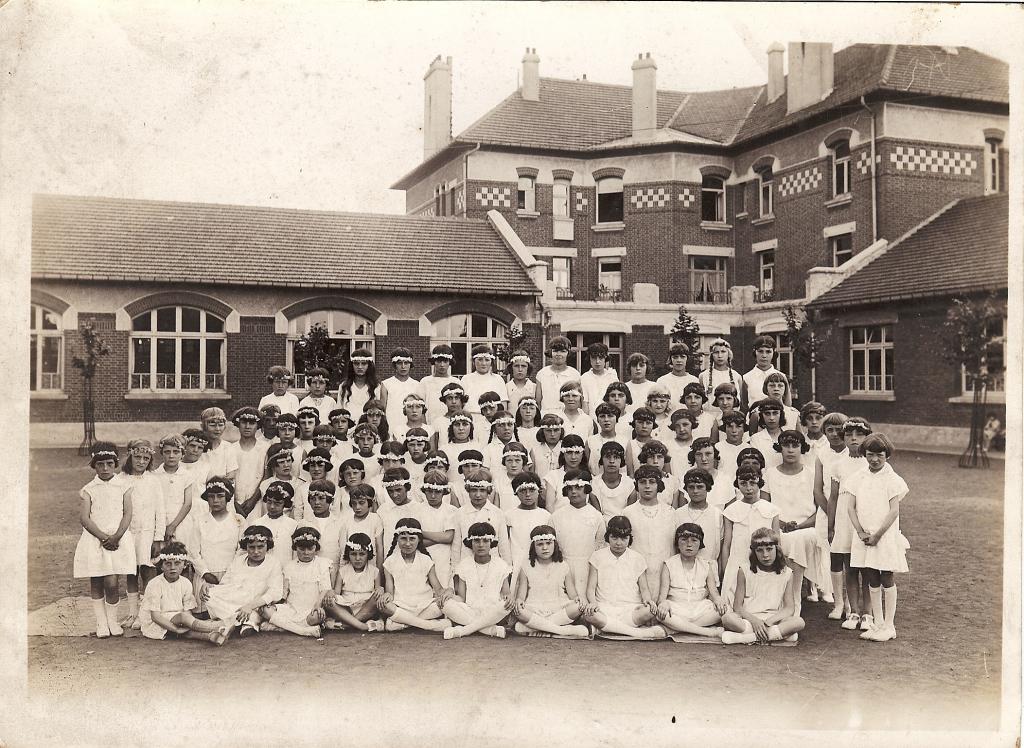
[767,42,785,104]
[522,48,540,101]
[632,52,657,141]
[786,42,834,114]
[423,55,452,161]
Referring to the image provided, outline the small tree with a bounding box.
[669,306,702,377]
[782,305,829,403]
[942,294,1005,469]
[71,323,111,455]
[292,322,347,388]
[496,323,529,366]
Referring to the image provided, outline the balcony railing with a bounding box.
[753,289,776,303]
[555,287,575,300]
[690,290,730,305]
[596,285,627,302]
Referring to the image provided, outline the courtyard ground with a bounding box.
[20,447,1011,743]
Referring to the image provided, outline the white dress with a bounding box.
[460,372,509,414]
[455,556,511,609]
[715,439,748,486]
[656,371,700,409]
[383,552,437,614]
[624,380,655,408]
[560,410,595,441]
[722,499,781,604]
[623,501,678,593]
[535,365,582,414]
[261,513,298,567]
[421,374,460,422]
[530,442,562,480]
[675,503,724,562]
[589,546,646,623]
[299,393,339,426]
[126,472,165,568]
[580,369,618,413]
[192,511,245,579]
[335,563,378,610]
[203,440,239,479]
[205,553,284,621]
[378,501,427,561]
[258,392,301,416]
[849,463,910,572]
[749,430,783,471]
[738,565,793,617]
[550,504,606,593]
[830,454,867,554]
[699,368,744,405]
[765,465,821,582]
[305,513,346,571]
[521,560,572,616]
[665,555,717,621]
[234,441,270,514]
[73,475,136,577]
[505,506,552,563]
[276,556,333,625]
[139,575,197,640]
[337,382,376,419]
[419,502,458,586]
[155,463,199,555]
[381,376,425,437]
[592,474,634,519]
[506,378,537,416]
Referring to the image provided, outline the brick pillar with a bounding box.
[377,319,432,380]
[624,324,668,378]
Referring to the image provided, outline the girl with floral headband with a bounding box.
[475,390,504,438]
[259,526,332,638]
[418,470,458,585]
[699,338,744,408]
[445,412,484,462]
[530,412,565,481]
[139,542,231,645]
[181,428,212,488]
[298,366,339,426]
[451,468,512,569]
[376,518,453,633]
[378,467,426,555]
[441,521,514,639]
[157,434,200,557]
[514,395,542,446]
[602,381,636,433]
[403,427,431,490]
[550,469,606,594]
[325,533,382,632]
[232,407,271,519]
[351,423,383,483]
[392,393,432,445]
[421,344,460,423]
[431,382,470,452]
[259,480,299,567]
[337,348,380,419]
[121,438,165,629]
[655,523,727,639]
[460,344,508,416]
[201,525,285,638]
[74,441,136,638]
[504,472,552,583]
[191,477,245,616]
[448,448,485,509]
[298,448,335,520]
[483,409,519,474]
[358,399,391,447]
[304,479,345,582]
[656,343,699,408]
[510,525,590,639]
[259,365,300,416]
[543,433,587,514]
[558,381,595,442]
[381,347,425,437]
[492,442,530,512]
[505,348,537,416]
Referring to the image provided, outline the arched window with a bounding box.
[701,175,726,222]
[130,306,226,392]
[596,177,624,224]
[757,166,774,217]
[984,134,1003,195]
[30,304,63,391]
[831,140,851,197]
[430,313,508,376]
[286,309,376,390]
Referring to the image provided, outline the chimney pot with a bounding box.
[423,55,453,160]
[522,48,541,102]
[631,53,657,140]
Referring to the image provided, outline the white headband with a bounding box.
[382,478,409,489]
[425,457,449,467]
[563,478,591,488]
[515,482,541,492]
[346,539,373,552]
[293,532,319,544]
[243,533,270,543]
[464,479,493,489]
[442,386,467,397]
[129,446,155,456]
[378,453,403,462]
[561,446,585,454]
[395,526,423,536]
[308,489,334,502]
[458,458,483,468]
[403,396,426,406]
[404,435,429,443]
[449,414,473,424]
[350,355,374,363]
[391,355,413,363]
[204,480,232,494]
[421,482,450,492]
[467,533,497,542]
[518,397,538,407]
[492,415,515,426]
[303,455,332,467]
[157,552,189,563]
[430,353,454,360]
[531,533,556,542]
[472,352,495,360]
[92,449,118,459]
[510,355,531,364]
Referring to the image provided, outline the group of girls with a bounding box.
[73,334,909,644]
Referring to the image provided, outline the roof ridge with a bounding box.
[880,44,899,86]
[664,93,692,130]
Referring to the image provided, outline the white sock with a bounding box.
[829,572,845,610]
[104,601,123,635]
[767,624,783,641]
[127,592,140,617]
[869,586,883,625]
[883,585,897,628]
[92,599,110,637]
[722,629,757,644]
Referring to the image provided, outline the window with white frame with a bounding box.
[985,138,1002,195]
[701,175,726,222]
[770,332,794,384]
[550,257,571,295]
[849,325,894,394]
[689,256,728,304]
[963,316,1006,395]
[430,313,508,376]
[287,309,376,390]
[596,177,624,223]
[130,306,226,392]
[832,140,851,197]
[517,176,536,212]
[30,303,63,392]
[760,251,775,295]
[758,167,773,217]
[831,233,853,266]
[569,332,623,378]
[598,258,622,293]
[553,179,570,217]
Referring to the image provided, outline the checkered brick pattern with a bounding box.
[574,190,589,212]
[778,167,822,197]
[856,150,882,175]
[419,206,435,217]
[677,188,694,208]
[456,188,465,213]
[630,187,670,209]
[476,186,512,208]
[890,146,977,175]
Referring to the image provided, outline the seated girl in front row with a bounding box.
[139,542,230,645]
[511,525,590,639]
[259,527,332,638]
[324,532,382,632]
[721,527,805,645]
[200,525,284,638]
[376,518,453,632]
[582,516,667,640]
[655,523,727,638]
[442,522,513,639]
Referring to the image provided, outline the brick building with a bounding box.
[391,43,1009,445]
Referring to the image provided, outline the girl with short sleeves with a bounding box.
[418,471,458,585]
[534,337,581,415]
[442,522,514,639]
[200,407,239,481]
[549,470,606,593]
[74,442,136,638]
[376,518,453,632]
[530,413,564,480]
[421,345,460,423]
[603,382,636,438]
[231,407,270,517]
[542,434,588,513]
[325,533,382,632]
[747,399,785,471]
[505,350,537,416]
[381,348,424,434]
[260,527,333,637]
[460,345,508,415]
[721,528,805,645]
[201,525,285,638]
[191,478,245,614]
[675,469,724,563]
[156,435,199,556]
[720,466,781,604]
[122,439,165,628]
[815,411,849,617]
[592,441,633,519]
[511,525,590,638]
[505,472,552,563]
[622,465,677,592]
[656,523,727,637]
[483,410,519,474]
[514,396,542,446]
[848,433,909,642]
[558,381,595,441]
[680,383,717,442]
[829,419,872,631]
[139,543,231,645]
[623,353,655,407]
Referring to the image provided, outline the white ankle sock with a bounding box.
[869,586,883,625]
[883,585,897,628]
[127,592,140,617]
[829,572,845,609]
[92,599,110,637]
[104,601,123,635]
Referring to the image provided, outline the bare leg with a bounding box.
[381,602,451,632]
[325,600,370,631]
[442,600,508,638]
[661,612,723,637]
[514,605,588,638]
[585,609,666,639]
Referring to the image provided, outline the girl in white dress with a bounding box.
[304,480,346,581]
[699,338,744,407]
[720,466,781,604]
[261,527,333,637]
[680,438,732,508]
[493,442,529,512]
[505,350,537,417]
[421,345,460,423]
[139,543,230,644]
[514,396,542,447]
[505,472,552,564]
[549,470,607,593]
[156,435,198,562]
[558,381,595,441]
[680,383,717,442]
[74,442,136,638]
[191,478,245,615]
[122,439,165,628]
[815,411,848,617]
[721,528,805,644]
[757,373,801,435]
[646,383,674,437]
[200,407,239,481]
[200,525,284,638]
[460,345,509,415]
[419,471,458,584]
[483,411,519,475]
[534,336,581,415]
[325,532,382,632]
[337,348,381,418]
[656,523,727,637]
[381,348,425,436]
[232,407,270,516]
[675,469,724,563]
[511,525,590,639]
[624,353,655,407]
[603,383,636,436]
[828,419,872,631]
[716,412,750,491]
[623,465,677,592]
[442,522,514,639]
[543,434,588,513]
[747,399,785,471]
[530,413,564,481]
[375,518,452,632]
[592,441,633,519]
[632,442,676,507]
[848,433,909,642]
[707,382,743,435]
[581,516,667,640]
[587,403,624,476]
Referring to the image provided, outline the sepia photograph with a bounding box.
[2,1,1021,745]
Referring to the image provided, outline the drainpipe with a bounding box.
[462,142,481,217]
[860,96,878,242]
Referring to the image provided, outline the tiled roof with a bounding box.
[809,194,1008,309]
[30,194,539,296]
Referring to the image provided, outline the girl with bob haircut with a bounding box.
[655,523,728,638]
[720,528,805,645]
[602,381,636,427]
[505,349,537,416]
[325,532,382,632]
[442,522,514,639]
[511,525,591,639]
[376,518,453,633]
[720,465,781,604]
[139,542,232,645]
[531,412,565,480]
[122,438,164,628]
[624,353,655,409]
[259,526,332,638]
